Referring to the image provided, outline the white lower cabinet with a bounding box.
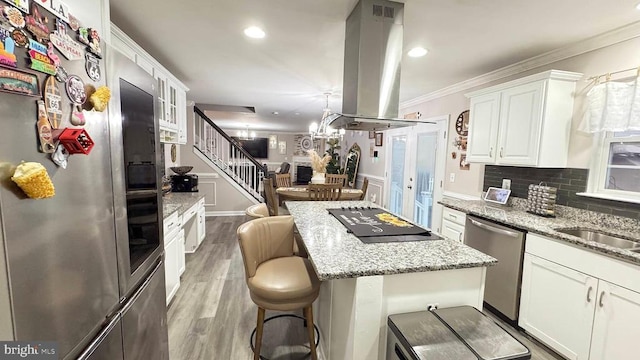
[520,254,596,360]
[197,207,206,244]
[520,234,640,360]
[177,229,185,276]
[589,281,640,360]
[440,207,466,242]
[164,234,180,305]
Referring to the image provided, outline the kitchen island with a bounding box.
[286,200,496,360]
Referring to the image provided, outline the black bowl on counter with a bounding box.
[170,166,193,175]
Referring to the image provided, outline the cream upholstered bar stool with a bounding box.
[237,216,320,360]
[245,203,270,219]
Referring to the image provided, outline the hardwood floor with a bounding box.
[168,216,564,360]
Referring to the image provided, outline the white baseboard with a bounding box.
[206,211,246,217]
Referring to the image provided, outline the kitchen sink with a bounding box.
[556,228,640,250]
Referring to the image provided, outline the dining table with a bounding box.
[275,186,363,204]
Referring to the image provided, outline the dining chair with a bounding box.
[275,173,292,188]
[325,173,347,187]
[359,177,369,200]
[307,183,342,201]
[262,178,279,216]
[237,216,320,360]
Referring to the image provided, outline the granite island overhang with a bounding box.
[286,200,496,360]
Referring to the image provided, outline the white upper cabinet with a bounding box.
[110,24,189,144]
[465,70,582,168]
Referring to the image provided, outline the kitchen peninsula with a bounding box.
[286,200,496,360]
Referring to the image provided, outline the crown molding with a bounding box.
[400,21,640,109]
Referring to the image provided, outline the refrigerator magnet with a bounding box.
[1,0,29,14]
[0,33,17,67]
[67,13,80,32]
[78,28,101,58]
[52,143,69,169]
[50,19,83,60]
[0,65,40,96]
[10,28,27,47]
[44,76,62,128]
[24,5,49,44]
[55,65,68,82]
[88,86,110,112]
[36,99,56,153]
[70,104,85,125]
[28,41,56,75]
[3,5,25,28]
[85,53,100,81]
[65,74,86,104]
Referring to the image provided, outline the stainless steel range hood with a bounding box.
[328,0,428,131]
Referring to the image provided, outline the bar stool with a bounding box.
[237,216,320,360]
[245,203,269,219]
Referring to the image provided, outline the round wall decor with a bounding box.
[299,135,313,152]
[456,110,470,136]
[170,144,177,162]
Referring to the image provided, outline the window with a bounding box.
[582,130,640,203]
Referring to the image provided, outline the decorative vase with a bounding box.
[310,171,326,184]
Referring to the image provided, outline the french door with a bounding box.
[384,116,448,230]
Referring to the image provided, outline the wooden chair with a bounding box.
[237,216,320,360]
[307,183,342,201]
[325,173,347,187]
[359,177,369,200]
[262,178,279,216]
[275,173,292,188]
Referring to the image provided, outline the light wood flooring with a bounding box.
[168,216,564,360]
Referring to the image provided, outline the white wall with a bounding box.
[397,36,640,198]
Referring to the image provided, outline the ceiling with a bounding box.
[110,0,640,132]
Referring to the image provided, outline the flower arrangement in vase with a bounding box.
[307,149,331,184]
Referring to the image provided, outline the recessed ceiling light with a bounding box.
[636,2,640,10]
[295,112,300,116]
[272,111,279,115]
[244,26,266,39]
[408,47,428,58]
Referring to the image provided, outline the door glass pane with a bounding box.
[413,133,437,228]
[389,135,407,215]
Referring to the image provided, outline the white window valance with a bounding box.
[579,77,640,133]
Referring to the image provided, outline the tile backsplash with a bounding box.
[483,165,640,219]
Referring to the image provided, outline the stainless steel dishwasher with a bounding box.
[465,215,526,322]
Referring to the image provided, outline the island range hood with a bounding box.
[327,0,430,131]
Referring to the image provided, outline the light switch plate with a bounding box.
[449,173,455,182]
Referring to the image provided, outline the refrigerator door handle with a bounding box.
[469,218,519,238]
[76,313,122,360]
[122,259,163,314]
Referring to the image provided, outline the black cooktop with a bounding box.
[328,207,443,244]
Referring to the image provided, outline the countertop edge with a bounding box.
[162,193,206,219]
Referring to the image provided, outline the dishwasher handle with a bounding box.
[469,218,520,238]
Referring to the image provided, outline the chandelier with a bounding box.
[309,93,346,140]
[237,125,256,140]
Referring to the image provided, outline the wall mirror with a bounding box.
[343,143,361,188]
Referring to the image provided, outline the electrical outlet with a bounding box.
[449,173,455,182]
[502,178,511,190]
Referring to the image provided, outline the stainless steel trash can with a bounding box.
[387,306,531,360]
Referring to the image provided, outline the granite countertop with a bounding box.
[162,192,205,219]
[440,198,640,265]
[286,200,497,281]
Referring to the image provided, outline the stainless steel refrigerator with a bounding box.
[0,45,169,359]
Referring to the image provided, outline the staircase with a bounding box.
[193,106,265,202]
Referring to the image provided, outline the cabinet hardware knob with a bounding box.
[587,286,593,302]
[599,291,605,308]
[489,147,493,158]
[407,185,412,189]
[500,147,504,158]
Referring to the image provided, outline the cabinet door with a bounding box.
[441,219,464,242]
[496,81,544,166]
[519,254,596,360]
[589,281,640,360]
[167,81,178,128]
[467,92,500,163]
[177,90,187,144]
[197,209,206,244]
[178,230,185,276]
[155,74,168,127]
[164,237,180,305]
